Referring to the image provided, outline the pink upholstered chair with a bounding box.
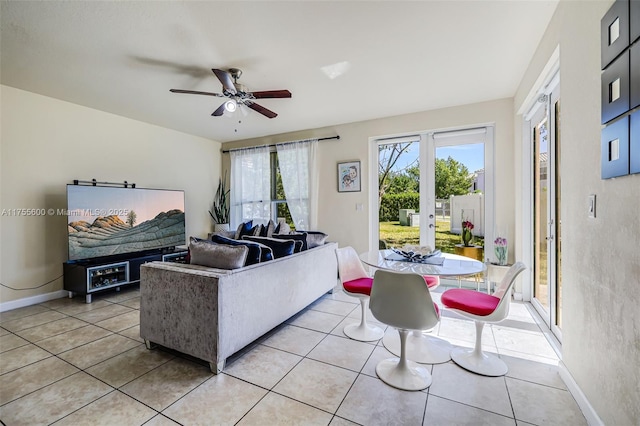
[441,262,526,376]
[335,247,384,342]
[370,270,442,390]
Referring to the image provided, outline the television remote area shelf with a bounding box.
[63,248,188,303]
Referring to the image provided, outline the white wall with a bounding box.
[0,86,221,305]
[450,193,485,237]
[223,98,514,256]
[513,1,639,424]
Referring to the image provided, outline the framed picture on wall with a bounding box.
[337,161,361,192]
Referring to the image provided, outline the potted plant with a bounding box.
[209,172,230,232]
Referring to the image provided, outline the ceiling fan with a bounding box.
[170,68,291,119]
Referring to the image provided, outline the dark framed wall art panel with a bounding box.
[601,50,630,124]
[601,0,630,69]
[631,42,640,109]
[631,0,640,43]
[601,116,630,179]
[630,110,640,174]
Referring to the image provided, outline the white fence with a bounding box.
[450,193,484,237]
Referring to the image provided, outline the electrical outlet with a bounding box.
[588,194,596,218]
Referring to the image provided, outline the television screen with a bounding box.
[66,185,186,261]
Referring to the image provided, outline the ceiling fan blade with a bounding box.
[170,89,223,97]
[212,69,237,94]
[251,90,292,99]
[245,101,277,118]
[211,102,226,117]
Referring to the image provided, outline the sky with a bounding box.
[67,186,184,224]
[389,142,485,173]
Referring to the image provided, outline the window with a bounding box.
[231,139,317,230]
[270,152,295,229]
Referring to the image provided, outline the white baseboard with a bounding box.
[0,290,67,313]
[559,361,604,426]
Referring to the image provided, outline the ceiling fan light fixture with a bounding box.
[224,99,237,112]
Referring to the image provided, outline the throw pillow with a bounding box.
[189,239,248,269]
[210,234,263,266]
[263,220,276,237]
[274,221,292,235]
[234,220,254,239]
[301,231,328,249]
[273,232,308,251]
[253,224,264,236]
[241,236,296,259]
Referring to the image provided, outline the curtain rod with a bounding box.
[222,135,340,154]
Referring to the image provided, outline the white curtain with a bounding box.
[230,146,271,227]
[276,139,318,230]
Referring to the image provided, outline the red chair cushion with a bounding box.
[441,289,500,316]
[343,277,373,296]
[423,275,438,288]
[433,302,440,318]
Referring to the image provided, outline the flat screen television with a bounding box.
[66,185,186,262]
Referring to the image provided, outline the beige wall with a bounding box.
[0,86,221,305]
[223,98,515,256]
[514,1,639,424]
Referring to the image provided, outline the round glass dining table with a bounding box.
[358,249,486,364]
[359,249,486,277]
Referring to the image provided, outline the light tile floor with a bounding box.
[0,283,588,425]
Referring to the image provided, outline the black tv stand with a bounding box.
[63,247,187,303]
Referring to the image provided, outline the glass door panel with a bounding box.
[530,84,561,341]
[533,112,549,310]
[377,140,420,249]
[552,95,562,333]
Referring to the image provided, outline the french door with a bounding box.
[370,127,494,259]
[530,84,562,339]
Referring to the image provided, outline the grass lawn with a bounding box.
[379,220,484,254]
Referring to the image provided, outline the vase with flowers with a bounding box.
[461,219,474,246]
[494,236,508,265]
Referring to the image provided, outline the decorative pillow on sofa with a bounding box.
[210,234,271,265]
[189,238,248,269]
[241,236,296,259]
[262,220,276,237]
[299,231,328,249]
[274,221,291,235]
[272,232,308,251]
[234,220,255,239]
[209,229,235,239]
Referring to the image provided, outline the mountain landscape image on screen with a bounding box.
[66,186,186,261]
[68,209,185,260]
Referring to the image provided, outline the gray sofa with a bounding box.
[139,241,338,374]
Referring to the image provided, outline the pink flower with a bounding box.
[494,237,507,247]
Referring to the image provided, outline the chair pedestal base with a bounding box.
[450,346,508,376]
[344,322,384,342]
[376,358,432,391]
[382,329,452,364]
[343,295,384,342]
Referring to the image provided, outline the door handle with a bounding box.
[429,224,435,228]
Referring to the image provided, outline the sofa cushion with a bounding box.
[234,220,254,239]
[272,232,308,251]
[242,236,296,259]
[210,234,265,265]
[189,239,248,269]
[274,221,291,235]
[301,231,328,249]
[263,220,276,237]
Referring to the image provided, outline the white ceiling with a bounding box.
[1,1,559,143]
